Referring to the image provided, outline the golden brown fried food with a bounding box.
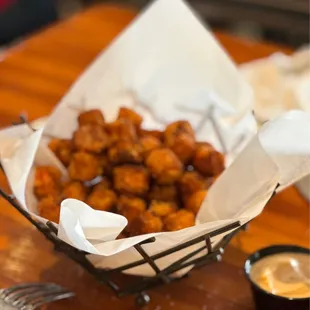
[138,128,164,141]
[164,121,196,163]
[117,107,143,128]
[48,138,73,167]
[73,124,109,153]
[165,120,195,136]
[129,211,163,236]
[62,181,87,201]
[178,171,206,201]
[139,135,161,157]
[113,165,149,196]
[149,200,178,218]
[105,119,137,144]
[108,140,143,165]
[78,109,105,126]
[68,152,103,181]
[35,106,227,235]
[148,184,178,202]
[185,190,207,214]
[146,148,183,185]
[193,143,225,177]
[86,188,117,212]
[37,196,61,223]
[37,166,62,182]
[34,166,62,199]
[117,195,146,223]
[164,209,195,231]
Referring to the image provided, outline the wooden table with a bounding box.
[0,4,308,310]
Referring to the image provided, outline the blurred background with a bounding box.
[0,0,309,48]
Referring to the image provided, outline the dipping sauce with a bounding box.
[250,252,310,299]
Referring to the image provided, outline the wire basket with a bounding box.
[0,188,245,306]
[0,112,258,305]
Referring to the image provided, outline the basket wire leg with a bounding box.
[134,244,170,284]
[205,236,212,253]
[135,292,151,307]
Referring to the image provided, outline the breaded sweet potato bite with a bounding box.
[34,166,62,199]
[146,148,183,185]
[164,121,195,163]
[78,109,105,126]
[193,142,225,177]
[113,165,150,196]
[164,209,195,231]
[68,152,103,181]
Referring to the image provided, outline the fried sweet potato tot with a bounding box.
[193,143,225,177]
[78,109,105,126]
[117,107,143,128]
[73,124,109,153]
[185,190,207,214]
[62,181,87,201]
[35,105,227,235]
[34,166,62,199]
[138,128,164,141]
[117,195,146,223]
[37,196,61,223]
[149,200,178,218]
[105,119,137,144]
[129,211,163,236]
[108,140,143,165]
[178,171,206,201]
[146,148,183,185]
[113,165,149,196]
[164,209,195,231]
[139,135,161,157]
[164,121,195,163]
[86,188,117,212]
[165,120,195,136]
[68,152,103,181]
[148,184,178,202]
[48,138,72,167]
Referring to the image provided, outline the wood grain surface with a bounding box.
[0,4,308,310]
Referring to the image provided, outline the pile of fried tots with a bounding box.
[34,107,225,237]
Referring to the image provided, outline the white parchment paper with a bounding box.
[241,46,310,122]
[241,47,310,201]
[1,0,310,276]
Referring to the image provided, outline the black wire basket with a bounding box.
[0,188,244,306]
[0,112,263,306]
